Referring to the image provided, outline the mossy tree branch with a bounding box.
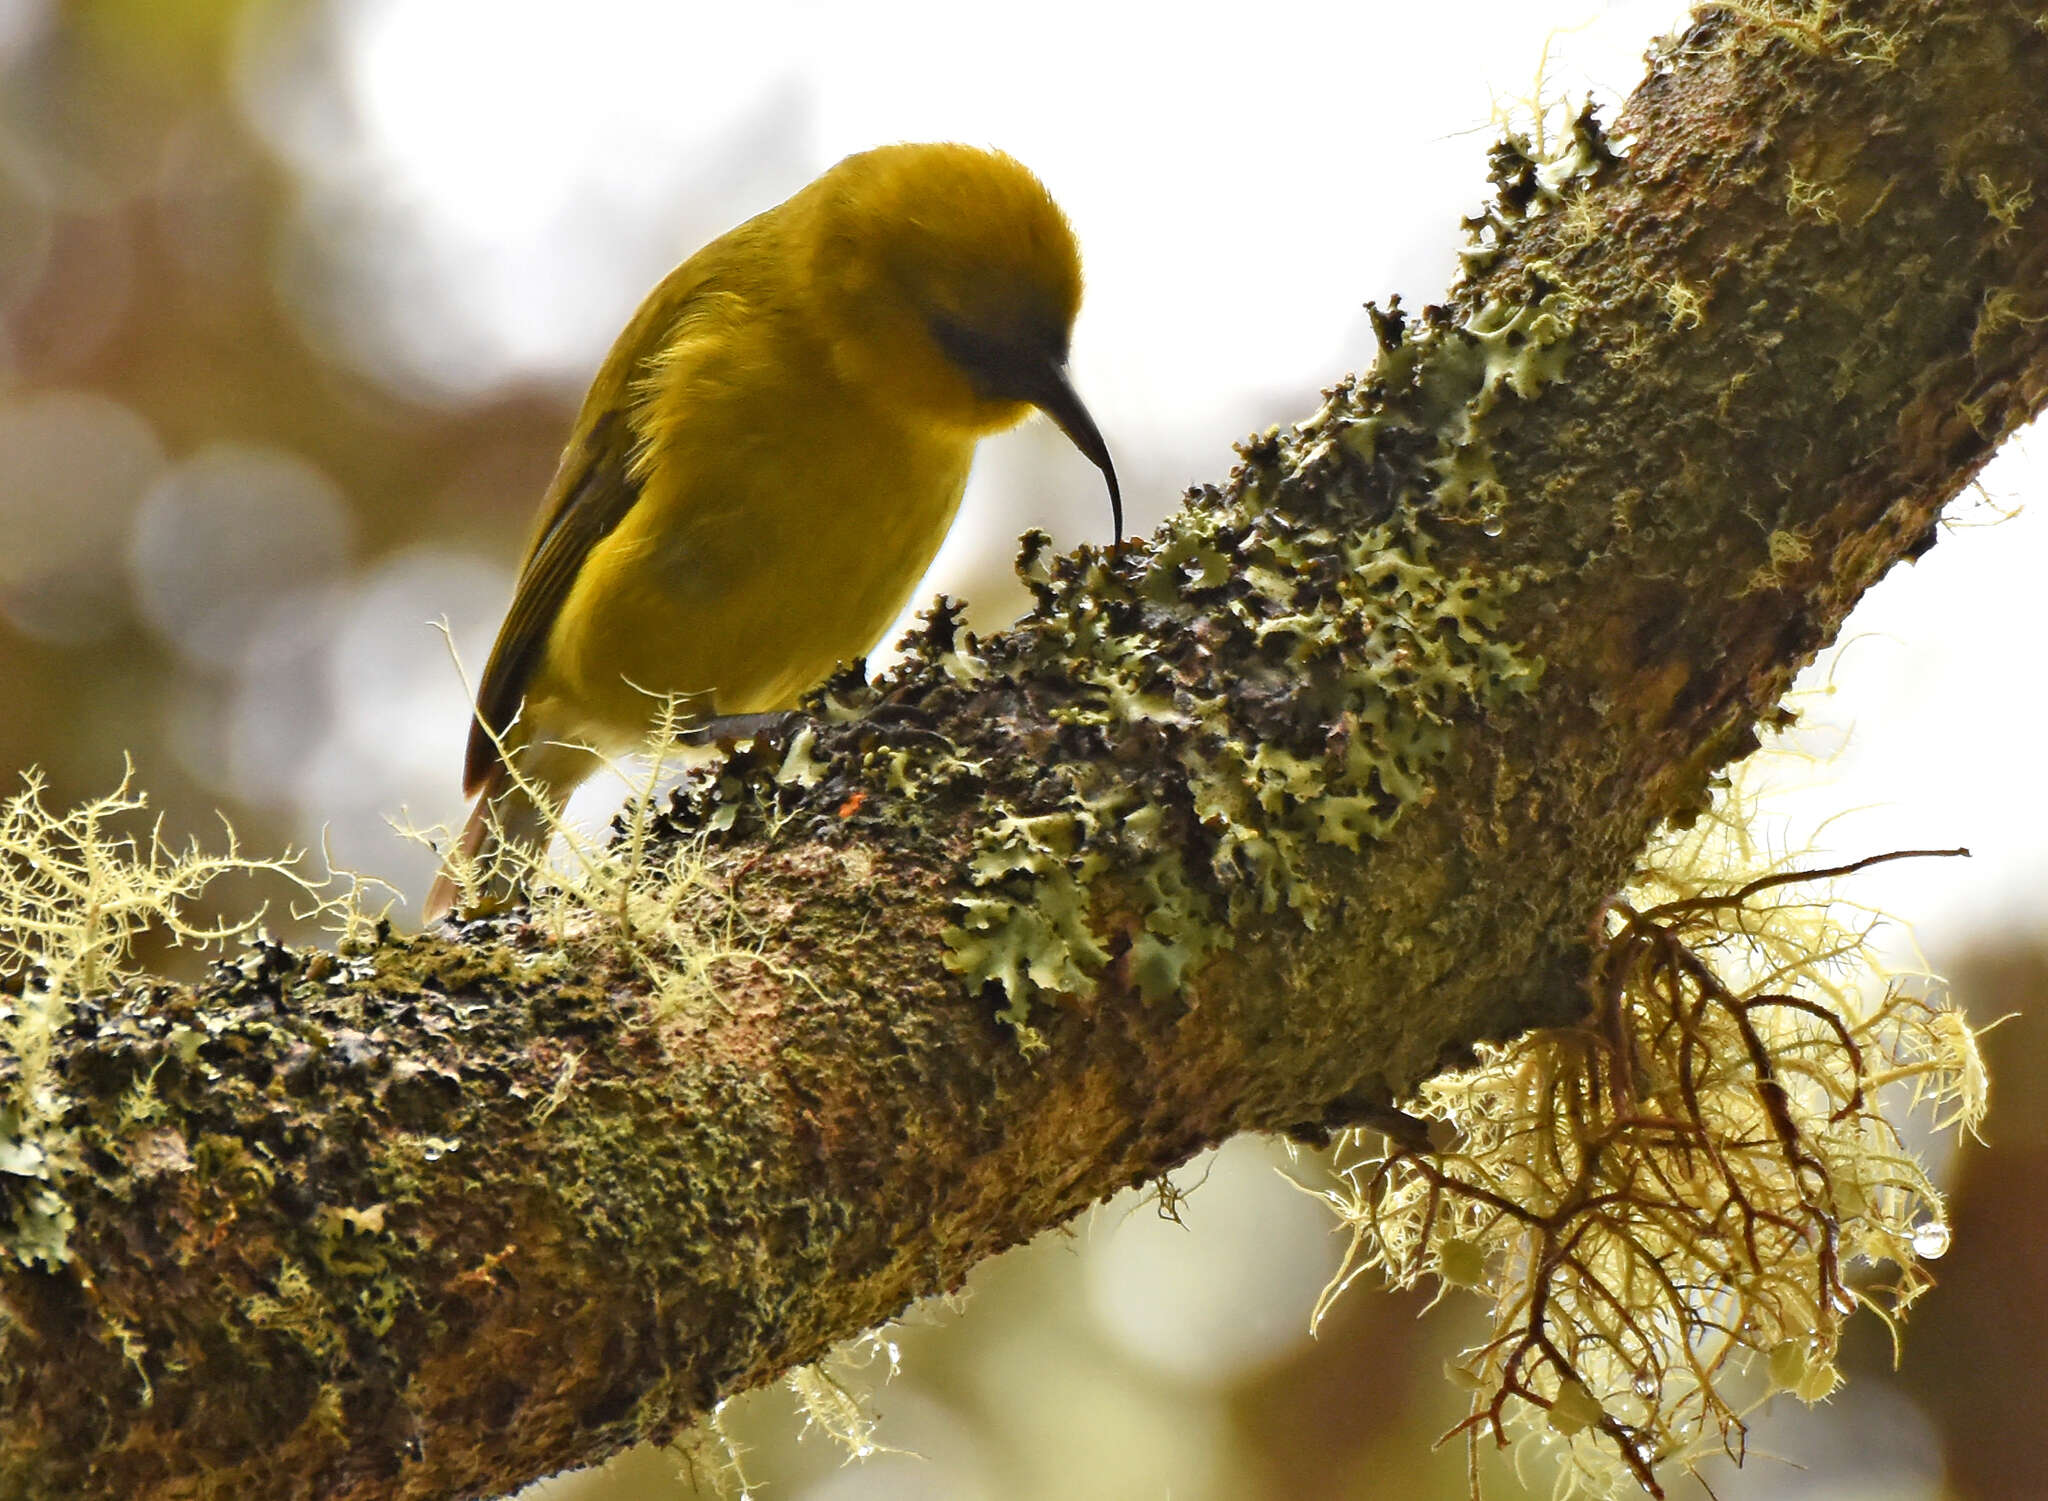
[4,4,2045,1498]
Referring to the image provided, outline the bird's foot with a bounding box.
[676,711,804,748]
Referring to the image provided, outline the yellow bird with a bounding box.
[426,142,1120,919]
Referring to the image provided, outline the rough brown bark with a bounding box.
[3,4,2045,1498]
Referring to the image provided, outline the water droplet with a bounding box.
[1481,512,1505,537]
[1633,1374,1659,1399]
[1912,1219,1952,1259]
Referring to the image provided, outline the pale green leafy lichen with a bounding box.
[940,270,1560,1026]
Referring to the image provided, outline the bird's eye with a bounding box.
[929,311,1073,403]
[927,314,1007,384]
[929,311,1073,407]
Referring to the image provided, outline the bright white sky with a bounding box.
[227,0,2047,974]
[243,0,1680,402]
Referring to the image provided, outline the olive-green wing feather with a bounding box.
[463,407,642,794]
[457,213,779,795]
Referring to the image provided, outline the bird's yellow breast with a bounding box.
[519,311,977,753]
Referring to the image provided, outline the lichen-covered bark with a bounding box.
[3,4,2046,1498]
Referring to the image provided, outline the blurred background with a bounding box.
[3,0,2044,1496]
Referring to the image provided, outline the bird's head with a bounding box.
[804,142,1121,539]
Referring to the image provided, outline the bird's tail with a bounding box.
[423,742,596,921]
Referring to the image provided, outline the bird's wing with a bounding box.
[457,210,781,795]
[463,405,644,794]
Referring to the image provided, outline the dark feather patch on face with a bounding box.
[927,312,1068,403]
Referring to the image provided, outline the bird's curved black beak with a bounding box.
[1033,362,1123,544]
[930,312,1124,544]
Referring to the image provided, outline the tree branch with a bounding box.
[3,4,2045,1497]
